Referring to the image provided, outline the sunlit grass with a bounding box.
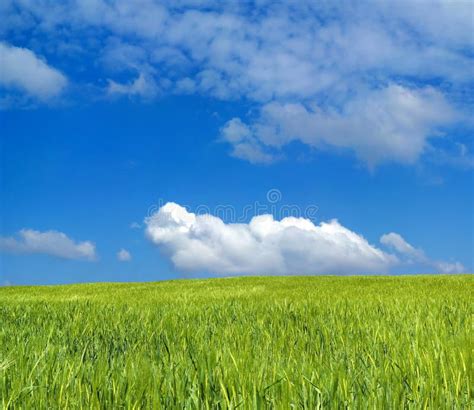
[0,275,472,408]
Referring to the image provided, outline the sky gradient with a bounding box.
[1,1,473,284]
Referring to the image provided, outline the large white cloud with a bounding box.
[0,42,67,100]
[221,85,458,166]
[0,229,96,261]
[145,202,396,275]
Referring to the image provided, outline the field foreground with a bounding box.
[0,275,472,408]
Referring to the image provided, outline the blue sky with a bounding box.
[1,1,473,284]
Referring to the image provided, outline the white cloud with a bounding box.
[2,1,472,164]
[107,72,158,98]
[145,202,396,275]
[130,222,142,229]
[434,261,465,274]
[380,232,465,274]
[380,232,426,261]
[0,42,67,100]
[377,0,474,50]
[4,3,472,98]
[0,229,96,261]
[221,85,459,166]
[117,248,132,262]
[220,118,275,164]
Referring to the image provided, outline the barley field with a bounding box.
[0,275,472,408]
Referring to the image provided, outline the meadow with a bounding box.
[0,275,472,408]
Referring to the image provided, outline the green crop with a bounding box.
[0,275,472,408]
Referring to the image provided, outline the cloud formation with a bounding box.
[107,73,158,98]
[0,42,67,100]
[2,1,472,165]
[220,118,275,164]
[145,202,396,275]
[0,229,96,261]
[221,85,459,166]
[117,248,132,262]
[380,232,464,274]
[380,233,424,260]
[145,203,467,275]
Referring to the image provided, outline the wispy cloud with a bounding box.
[380,232,464,274]
[0,229,96,261]
[107,72,159,99]
[117,248,132,262]
[2,1,472,165]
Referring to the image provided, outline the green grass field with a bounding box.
[0,275,472,408]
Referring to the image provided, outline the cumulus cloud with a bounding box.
[0,229,96,261]
[0,42,67,100]
[221,85,459,166]
[117,248,132,262]
[380,232,464,274]
[145,202,396,275]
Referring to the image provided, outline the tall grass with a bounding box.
[0,275,472,408]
